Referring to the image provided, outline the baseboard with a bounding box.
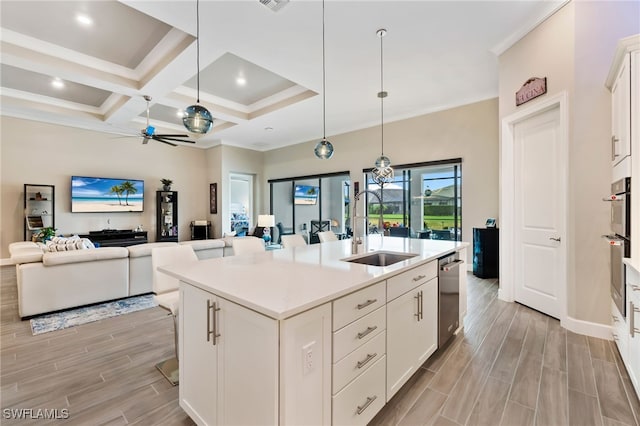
[466,263,473,272]
[562,315,612,340]
[497,288,512,302]
[0,257,14,266]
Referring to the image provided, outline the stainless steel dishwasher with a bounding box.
[438,253,463,347]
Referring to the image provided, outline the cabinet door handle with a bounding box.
[412,274,426,282]
[612,135,619,160]
[414,293,421,321]
[631,301,640,338]
[357,299,377,310]
[356,395,377,415]
[613,333,619,341]
[357,326,378,339]
[612,315,619,323]
[420,290,424,320]
[212,301,221,345]
[207,299,214,343]
[356,352,378,369]
[631,284,640,292]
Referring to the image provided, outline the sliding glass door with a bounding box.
[365,159,462,241]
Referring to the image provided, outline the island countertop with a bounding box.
[160,236,468,320]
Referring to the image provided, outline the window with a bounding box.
[364,159,462,241]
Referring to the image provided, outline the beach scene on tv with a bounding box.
[71,176,144,212]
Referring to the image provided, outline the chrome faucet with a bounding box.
[352,190,384,254]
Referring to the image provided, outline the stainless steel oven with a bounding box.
[604,177,631,315]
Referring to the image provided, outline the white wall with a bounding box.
[263,98,500,264]
[498,1,640,325]
[0,116,214,258]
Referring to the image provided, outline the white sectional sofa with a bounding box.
[10,239,226,318]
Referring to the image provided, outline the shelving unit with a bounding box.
[24,184,55,241]
[157,191,178,242]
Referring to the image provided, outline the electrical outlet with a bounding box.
[302,341,316,375]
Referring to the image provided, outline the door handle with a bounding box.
[549,237,561,242]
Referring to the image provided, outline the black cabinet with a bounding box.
[157,191,178,242]
[81,230,148,247]
[473,228,499,278]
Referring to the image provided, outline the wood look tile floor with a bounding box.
[1,265,638,425]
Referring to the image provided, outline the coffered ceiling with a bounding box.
[0,0,565,150]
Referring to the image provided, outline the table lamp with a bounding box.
[257,215,276,244]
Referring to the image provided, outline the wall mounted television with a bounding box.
[71,176,144,213]
[294,185,319,205]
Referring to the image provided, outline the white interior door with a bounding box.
[513,106,564,319]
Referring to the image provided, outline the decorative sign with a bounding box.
[516,77,547,106]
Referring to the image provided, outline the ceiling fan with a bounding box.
[136,95,196,147]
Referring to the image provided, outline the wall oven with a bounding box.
[604,177,631,316]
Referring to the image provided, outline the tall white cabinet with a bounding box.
[607,34,640,399]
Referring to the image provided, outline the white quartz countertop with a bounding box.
[160,236,468,320]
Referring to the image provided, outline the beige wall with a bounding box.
[0,118,182,255]
[264,98,500,264]
[498,1,639,324]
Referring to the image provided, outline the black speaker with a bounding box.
[473,227,499,278]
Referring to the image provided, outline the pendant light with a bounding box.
[372,28,394,186]
[183,0,213,134]
[314,0,334,160]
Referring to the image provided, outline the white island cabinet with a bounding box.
[161,236,468,425]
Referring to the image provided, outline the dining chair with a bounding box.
[281,234,307,248]
[151,245,198,385]
[232,237,266,256]
[318,230,338,243]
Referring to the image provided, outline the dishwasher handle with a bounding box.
[440,259,464,272]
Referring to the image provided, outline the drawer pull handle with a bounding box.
[632,302,640,338]
[357,299,377,310]
[412,274,426,282]
[612,315,619,323]
[357,326,378,339]
[356,395,377,415]
[356,352,378,369]
[612,333,619,341]
[632,285,640,292]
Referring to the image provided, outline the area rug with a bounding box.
[30,295,157,335]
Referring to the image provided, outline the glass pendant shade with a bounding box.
[183,104,213,134]
[314,138,334,160]
[374,155,391,168]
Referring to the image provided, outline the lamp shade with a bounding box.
[183,104,213,134]
[257,214,275,227]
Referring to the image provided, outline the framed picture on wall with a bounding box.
[210,183,217,214]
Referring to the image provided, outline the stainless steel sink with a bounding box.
[343,251,417,267]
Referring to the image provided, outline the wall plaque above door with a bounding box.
[516,77,547,106]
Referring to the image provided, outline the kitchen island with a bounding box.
[160,236,468,426]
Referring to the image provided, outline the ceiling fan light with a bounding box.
[183,104,213,134]
[314,138,334,160]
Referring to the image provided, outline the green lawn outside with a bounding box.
[368,214,456,230]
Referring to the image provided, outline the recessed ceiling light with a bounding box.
[76,14,93,26]
[51,78,65,89]
[265,126,274,131]
[236,76,247,86]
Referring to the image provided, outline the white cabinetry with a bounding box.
[331,281,386,425]
[626,264,640,396]
[179,284,279,426]
[606,35,639,181]
[386,263,438,400]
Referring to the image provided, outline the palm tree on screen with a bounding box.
[109,185,123,205]
[120,181,137,206]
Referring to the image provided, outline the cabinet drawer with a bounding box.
[612,299,628,365]
[387,261,438,301]
[333,306,385,361]
[332,355,386,426]
[333,331,386,394]
[332,356,387,425]
[333,281,385,331]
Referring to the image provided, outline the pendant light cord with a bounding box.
[380,30,384,156]
[196,0,201,104]
[322,0,326,139]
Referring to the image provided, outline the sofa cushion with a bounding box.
[11,248,44,264]
[127,242,178,258]
[42,247,128,266]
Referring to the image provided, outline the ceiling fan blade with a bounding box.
[155,136,196,144]
[155,133,190,137]
[155,138,178,147]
